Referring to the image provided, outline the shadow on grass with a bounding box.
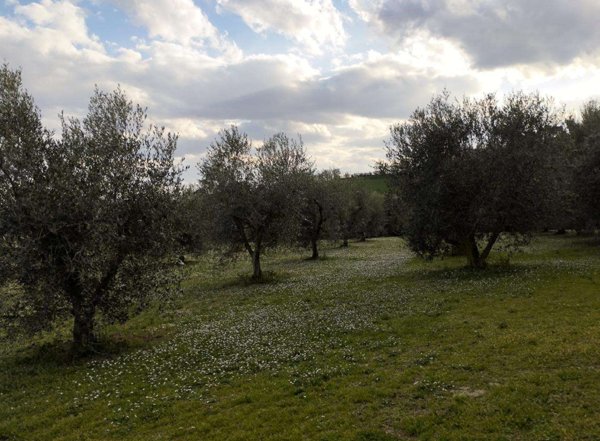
[4,325,169,369]
[219,270,293,289]
[399,259,540,284]
[302,254,336,262]
[353,431,398,441]
[4,340,116,369]
[579,235,600,248]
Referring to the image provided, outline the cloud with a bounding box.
[1,1,113,115]
[0,0,479,177]
[216,0,347,55]
[350,0,600,68]
[202,53,480,121]
[112,0,241,57]
[3,0,600,180]
[13,0,105,53]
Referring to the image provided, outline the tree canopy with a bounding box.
[0,65,184,353]
[385,91,564,267]
[198,127,313,279]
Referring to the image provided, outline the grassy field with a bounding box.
[1,235,599,440]
[347,174,389,194]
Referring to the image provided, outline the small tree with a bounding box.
[0,66,183,353]
[386,91,563,268]
[173,186,206,256]
[352,188,385,241]
[198,127,312,279]
[335,180,385,246]
[298,169,341,259]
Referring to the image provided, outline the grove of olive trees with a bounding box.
[2,63,600,353]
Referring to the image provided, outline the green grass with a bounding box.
[1,235,599,440]
[346,174,389,194]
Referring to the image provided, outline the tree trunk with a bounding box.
[310,238,319,260]
[72,301,96,355]
[252,247,262,280]
[309,199,324,260]
[463,232,500,269]
[480,232,500,263]
[234,218,262,280]
[463,236,485,269]
[67,273,96,354]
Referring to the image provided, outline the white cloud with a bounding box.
[0,1,500,177]
[216,0,347,55]
[349,0,600,69]
[113,0,241,58]
[1,1,113,117]
[387,32,472,76]
[347,0,383,23]
[13,0,105,53]
[3,0,600,181]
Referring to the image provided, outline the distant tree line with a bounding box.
[1,64,599,352]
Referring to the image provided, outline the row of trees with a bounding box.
[190,127,384,278]
[0,65,384,353]
[383,91,600,268]
[2,63,600,352]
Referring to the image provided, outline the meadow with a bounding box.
[346,174,389,194]
[0,234,599,440]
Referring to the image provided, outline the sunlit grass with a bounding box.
[1,234,599,440]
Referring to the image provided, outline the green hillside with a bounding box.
[346,174,389,194]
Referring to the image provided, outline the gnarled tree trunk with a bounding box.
[309,200,324,260]
[310,238,319,260]
[462,232,500,269]
[252,246,262,280]
[66,273,96,354]
[463,236,485,268]
[72,301,96,354]
[235,218,263,280]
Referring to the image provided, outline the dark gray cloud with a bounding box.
[371,0,600,68]
[200,61,478,121]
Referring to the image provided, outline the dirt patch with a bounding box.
[453,387,486,398]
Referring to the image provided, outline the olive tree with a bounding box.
[350,188,385,241]
[198,127,312,279]
[386,91,563,268]
[577,133,600,226]
[0,66,183,353]
[569,100,600,229]
[297,170,385,255]
[335,181,385,246]
[297,169,343,259]
[173,186,206,257]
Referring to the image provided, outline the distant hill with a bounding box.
[345,173,389,194]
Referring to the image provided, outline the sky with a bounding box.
[1,0,600,180]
